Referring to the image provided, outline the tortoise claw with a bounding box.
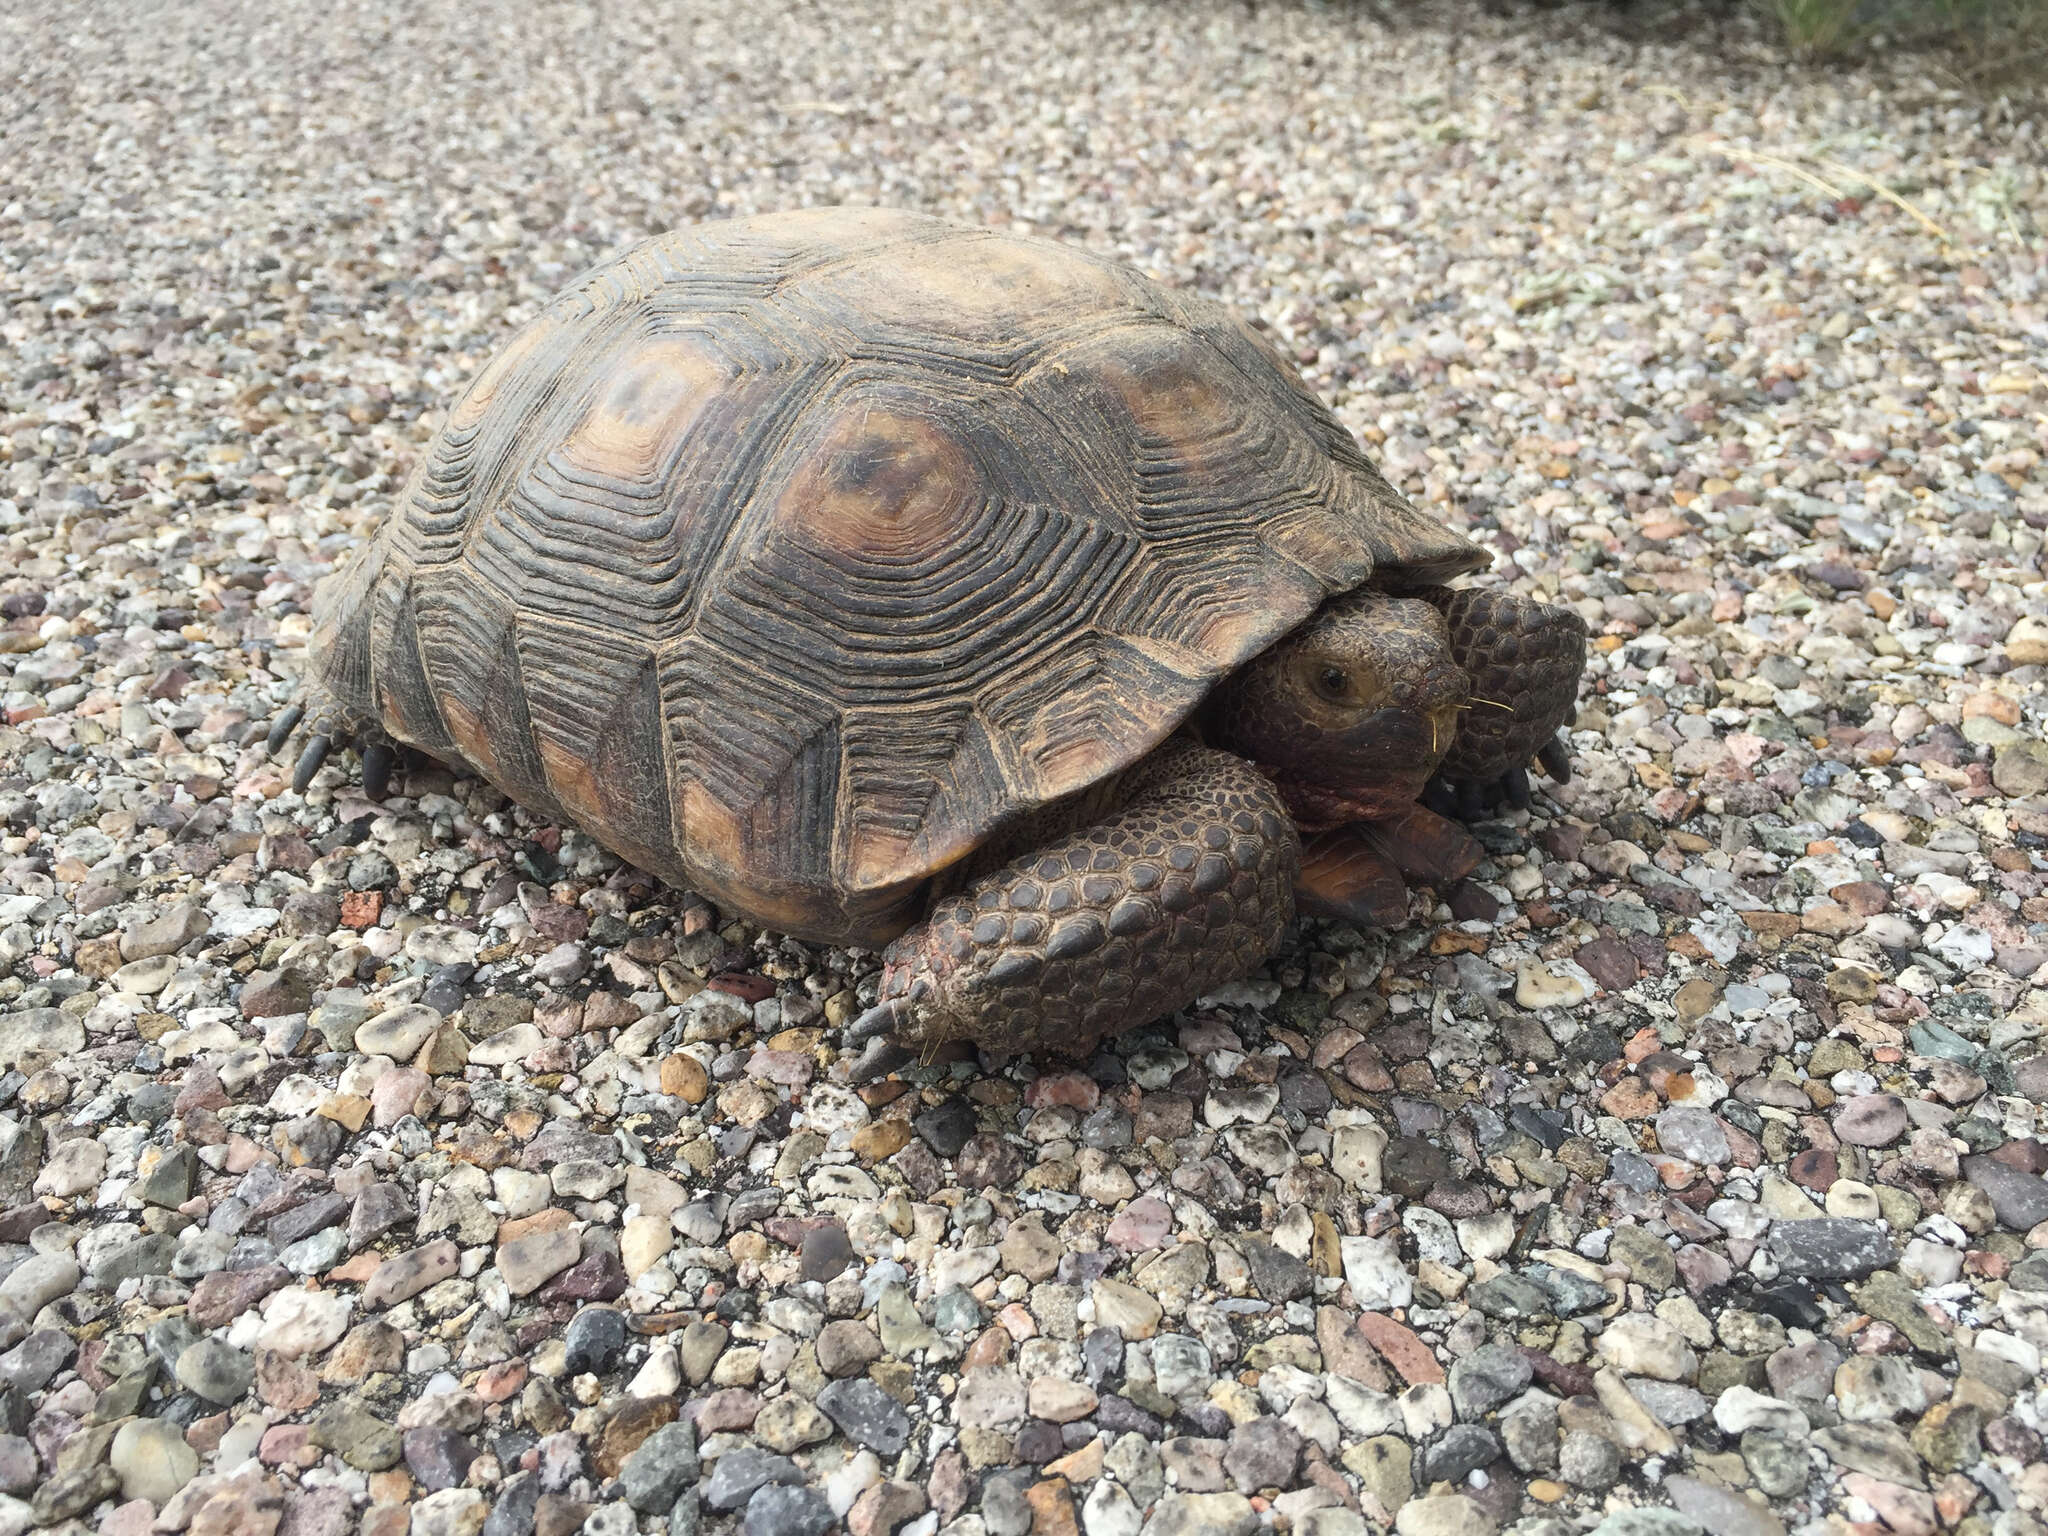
[292,735,332,795]
[265,704,304,755]
[843,999,906,1051]
[361,742,396,801]
[1421,778,1461,819]
[1454,779,1486,822]
[1537,732,1573,784]
[1502,764,1531,808]
[846,1038,915,1084]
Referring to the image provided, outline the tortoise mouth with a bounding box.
[1267,699,1464,828]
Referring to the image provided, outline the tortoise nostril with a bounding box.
[1395,661,1465,713]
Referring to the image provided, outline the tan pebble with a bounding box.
[849,1120,912,1160]
[2004,615,2048,665]
[1963,691,2020,725]
[414,1027,470,1075]
[1672,978,1721,1023]
[318,1094,371,1132]
[660,1053,709,1103]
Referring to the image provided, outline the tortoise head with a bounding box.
[1209,590,1468,828]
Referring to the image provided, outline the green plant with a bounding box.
[1752,0,2048,76]
[1754,0,1866,56]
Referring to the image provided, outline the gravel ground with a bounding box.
[3,3,2048,1536]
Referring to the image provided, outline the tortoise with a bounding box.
[274,206,1586,1080]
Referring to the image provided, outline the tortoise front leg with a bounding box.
[1410,586,1587,816]
[1295,804,1485,929]
[843,742,1299,1080]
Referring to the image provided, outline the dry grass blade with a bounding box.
[1687,135,1955,246]
[1816,157,1955,243]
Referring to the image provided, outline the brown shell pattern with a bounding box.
[306,206,1485,946]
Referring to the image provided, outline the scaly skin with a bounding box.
[1412,585,1587,790]
[861,741,1299,1061]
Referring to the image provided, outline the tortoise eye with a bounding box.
[1315,666,1350,700]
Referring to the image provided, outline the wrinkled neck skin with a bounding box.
[1207,592,1467,833]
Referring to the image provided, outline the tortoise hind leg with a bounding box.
[265,694,403,801]
[843,742,1299,1081]
[1409,586,1587,818]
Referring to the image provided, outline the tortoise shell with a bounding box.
[305,207,1486,945]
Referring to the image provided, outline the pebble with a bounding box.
[175,1338,255,1404]
[1834,1357,1929,1423]
[1597,1315,1698,1381]
[816,1379,912,1455]
[110,1417,200,1504]
[1766,1220,1896,1280]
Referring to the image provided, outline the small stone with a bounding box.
[755,1395,833,1453]
[121,902,209,960]
[499,1228,582,1295]
[849,1480,928,1536]
[409,1488,487,1536]
[355,1004,442,1060]
[1835,1356,1927,1422]
[1559,1428,1622,1490]
[308,1398,403,1471]
[1833,1094,1908,1147]
[1713,1386,1808,1439]
[744,1483,833,1536]
[1961,1155,2048,1231]
[258,1287,351,1358]
[816,1319,884,1378]
[1340,1236,1411,1311]
[1395,1494,1495,1536]
[816,1377,911,1454]
[1741,1430,1808,1498]
[176,1337,255,1404]
[1089,1279,1162,1339]
[1029,1377,1099,1423]
[110,1416,199,1504]
[404,1427,481,1492]
[1655,1107,1730,1165]
[1501,1403,1558,1474]
[188,1264,290,1328]
[365,1239,459,1308]
[1766,1219,1894,1279]
[1082,1480,1143,1536]
[0,1330,71,1395]
[1447,1344,1528,1418]
[1993,740,2048,796]
[800,1222,855,1281]
[1142,1492,1259,1536]
[134,1143,198,1207]
[703,1448,803,1512]
[1420,1423,1499,1484]
[1663,1475,1785,1536]
[619,1423,699,1513]
[1596,1314,1697,1381]
[1608,1227,1678,1291]
[563,1308,627,1376]
[1222,1416,1301,1492]
[1516,962,1592,1010]
[914,1097,977,1157]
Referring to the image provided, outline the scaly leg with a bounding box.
[843,742,1299,1079]
[1408,586,1586,816]
[265,694,400,800]
[1296,804,1486,929]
